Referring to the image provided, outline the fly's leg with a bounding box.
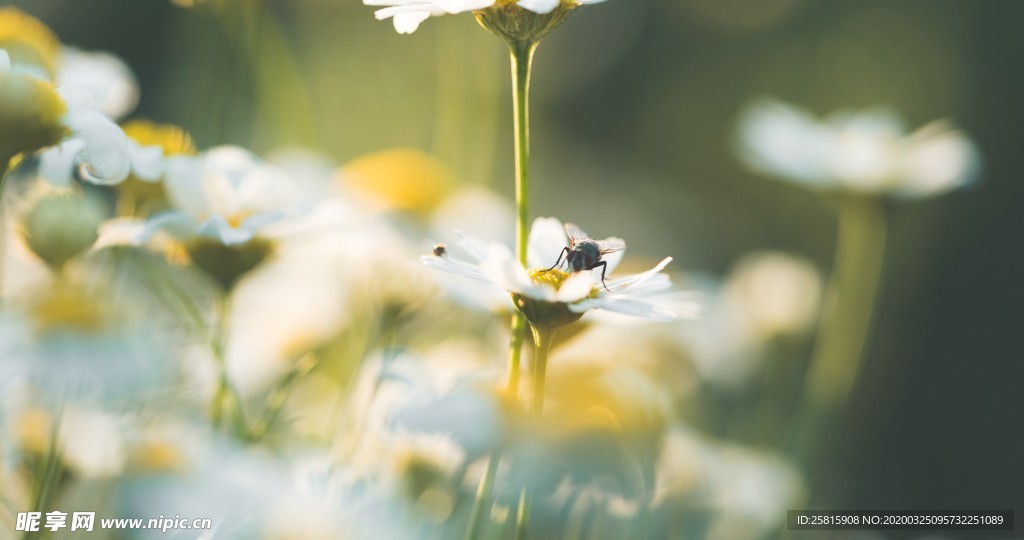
[594,260,610,291]
[547,247,569,271]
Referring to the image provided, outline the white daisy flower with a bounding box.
[366,0,607,34]
[148,145,300,246]
[736,97,981,198]
[423,217,677,325]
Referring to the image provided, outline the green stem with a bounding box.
[464,315,525,540]
[25,408,63,540]
[529,325,554,415]
[464,38,537,540]
[515,325,555,539]
[791,196,888,467]
[248,354,317,442]
[209,294,248,436]
[803,196,887,410]
[516,488,530,540]
[510,40,537,265]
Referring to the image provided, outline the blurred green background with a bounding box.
[14,0,1022,516]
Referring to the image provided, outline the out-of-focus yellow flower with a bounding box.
[342,148,454,214]
[123,120,196,156]
[13,407,52,455]
[545,361,672,440]
[0,7,60,77]
[28,282,110,335]
[0,58,68,165]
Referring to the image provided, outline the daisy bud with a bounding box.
[22,191,104,271]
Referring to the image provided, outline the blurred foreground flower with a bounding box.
[737,97,980,197]
[425,217,680,326]
[366,0,607,35]
[146,146,302,289]
[0,49,68,169]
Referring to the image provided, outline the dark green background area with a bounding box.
[15,0,1023,519]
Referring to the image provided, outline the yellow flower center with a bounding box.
[122,120,197,156]
[29,286,110,335]
[527,267,599,299]
[0,7,60,76]
[527,267,570,289]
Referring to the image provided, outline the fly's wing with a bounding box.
[563,223,589,248]
[598,236,626,255]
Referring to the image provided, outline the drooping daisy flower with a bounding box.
[145,146,302,289]
[736,97,981,198]
[366,0,607,35]
[424,217,678,327]
[153,147,304,246]
[0,45,135,187]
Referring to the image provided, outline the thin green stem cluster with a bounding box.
[465,39,539,540]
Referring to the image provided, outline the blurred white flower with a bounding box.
[0,280,175,403]
[56,46,139,121]
[36,108,130,187]
[725,251,822,339]
[9,44,148,187]
[366,0,607,34]
[149,146,301,246]
[652,426,803,540]
[58,407,126,478]
[424,217,678,322]
[737,97,981,197]
[672,253,820,389]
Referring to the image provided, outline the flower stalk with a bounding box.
[803,195,888,410]
[208,294,249,438]
[465,34,538,540]
[510,39,537,265]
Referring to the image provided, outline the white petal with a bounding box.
[142,211,197,242]
[517,0,560,13]
[0,50,10,73]
[38,138,87,188]
[527,217,568,269]
[163,155,208,218]
[393,11,431,33]
[898,122,980,197]
[612,272,672,296]
[555,271,596,303]
[129,143,165,182]
[421,255,490,283]
[437,0,494,13]
[64,110,131,185]
[57,85,96,113]
[605,257,672,293]
[479,251,529,295]
[736,98,829,185]
[570,297,676,322]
